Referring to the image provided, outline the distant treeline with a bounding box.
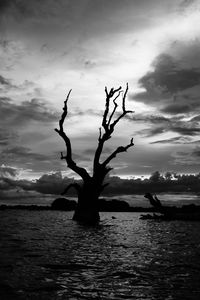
[1,171,200,198]
[105,171,200,195]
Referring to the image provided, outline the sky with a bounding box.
[0,0,200,187]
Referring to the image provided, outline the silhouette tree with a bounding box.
[149,171,163,183]
[55,84,134,224]
[164,171,172,181]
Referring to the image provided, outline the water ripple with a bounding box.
[0,210,200,299]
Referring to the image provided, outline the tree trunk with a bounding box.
[72,181,101,224]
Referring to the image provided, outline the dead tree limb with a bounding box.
[61,183,81,195]
[93,83,134,173]
[55,90,90,181]
[102,138,134,167]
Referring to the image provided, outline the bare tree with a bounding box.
[55,84,134,224]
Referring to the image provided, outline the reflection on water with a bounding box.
[0,210,200,299]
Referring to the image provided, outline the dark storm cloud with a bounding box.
[171,126,200,136]
[139,54,200,95]
[0,97,59,126]
[160,103,194,114]
[0,0,11,12]
[0,0,184,44]
[33,172,80,195]
[132,39,200,116]
[133,53,200,108]
[0,171,77,196]
[1,146,49,162]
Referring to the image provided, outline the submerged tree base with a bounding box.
[73,209,100,225]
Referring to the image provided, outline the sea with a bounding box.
[1,201,200,299]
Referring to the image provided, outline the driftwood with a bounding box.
[142,193,200,221]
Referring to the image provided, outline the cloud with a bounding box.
[1,146,48,161]
[1,146,57,172]
[0,0,12,12]
[160,101,196,114]
[0,39,27,70]
[139,54,200,95]
[133,112,200,138]
[190,115,200,122]
[171,125,200,136]
[0,75,12,86]
[0,96,62,174]
[144,127,166,137]
[0,97,59,127]
[192,147,200,157]
[0,144,90,175]
[140,123,200,138]
[132,40,200,116]
[150,136,192,144]
[0,128,18,146]
[0,145,63,174]
[172,146,200,166]
[69,108,102,118]
[0,171,78,197]
[178,0,197,11]
[0,164,18,178]
[128,113,169,124]
[0,74,36,94]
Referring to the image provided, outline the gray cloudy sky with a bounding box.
[0,0,200,182]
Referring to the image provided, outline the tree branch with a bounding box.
[93,84,134,173]
[102,138,134,167]
[102,86,122,131]
[122,82,129,112]
[107,91,121,127]
[109,84,134,133]
[61,183,81,196]
[55,90,90,181]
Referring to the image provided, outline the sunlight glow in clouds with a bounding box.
[0,0,200,180]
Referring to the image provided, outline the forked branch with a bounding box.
[55,90,90,181]
[61,183,81,196]
[93,83,134,172]
[102,138,134,167]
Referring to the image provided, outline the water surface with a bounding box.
[0,210,200,299]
